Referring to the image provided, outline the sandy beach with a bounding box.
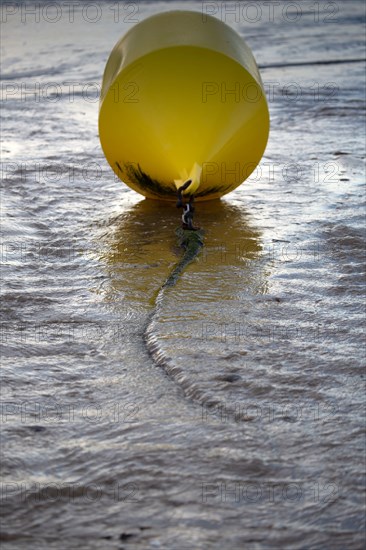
[1,1,365,548]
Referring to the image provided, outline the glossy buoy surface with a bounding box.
[99,11,270,200]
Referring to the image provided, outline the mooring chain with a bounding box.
[176,179,199,230]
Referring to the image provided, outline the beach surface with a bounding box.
[1,1,365,548]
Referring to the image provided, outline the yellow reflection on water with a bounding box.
[99,198,267,305]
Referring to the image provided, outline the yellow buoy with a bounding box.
[99,11,270,201]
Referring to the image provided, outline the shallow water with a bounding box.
[1,1,365,548]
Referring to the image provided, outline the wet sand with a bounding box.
[1,1,365,548]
